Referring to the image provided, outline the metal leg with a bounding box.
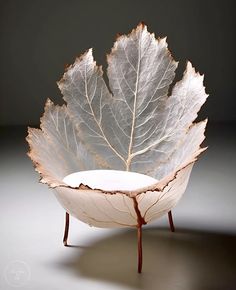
[63,212,70,246]
[137,225,143,273]
[168,211,175,232]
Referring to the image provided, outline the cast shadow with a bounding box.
[53,227,236,290]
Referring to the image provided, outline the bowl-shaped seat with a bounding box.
[55,167,193,228]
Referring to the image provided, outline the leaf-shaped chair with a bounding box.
[27,23,208,273]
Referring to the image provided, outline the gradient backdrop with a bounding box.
[0,1,236,289]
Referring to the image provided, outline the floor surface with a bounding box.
[0,123,235,290]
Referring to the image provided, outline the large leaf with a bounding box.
[27,23,207,187]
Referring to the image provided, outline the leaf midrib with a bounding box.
[126,32,142,171]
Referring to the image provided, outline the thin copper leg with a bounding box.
[168,210,175,232]
[63,212,70,246]
[137,225,143,273]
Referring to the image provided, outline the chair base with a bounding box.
[62,210,175,273]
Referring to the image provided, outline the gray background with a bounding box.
[0,1,236,289]
[0,0,236,125]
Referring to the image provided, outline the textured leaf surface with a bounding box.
[57,24,207,180]
[55,187,137,228]
[27,99,97,186]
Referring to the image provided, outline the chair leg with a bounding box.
[168,211,175,232]
[137,224,143,273]
[63,212,70,246]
